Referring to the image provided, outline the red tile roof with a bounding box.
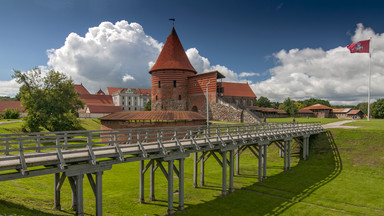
[0,101,24,112]
[303,104,332,110]
[347,110,362,115]
[332,108,352,113]
[297,109,313,114]
[221,82,256,98]
[149,27,196,74]
[106,87,124,95]
[96,89,105,95]
[100,111,206,121]
[87,105,122,113]
[249,106,279,113]
[138,89,151,96]
[80,94,114,106]
[74,84,90,95]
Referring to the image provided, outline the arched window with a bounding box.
[179,95,181,100]
[173,80,177,88]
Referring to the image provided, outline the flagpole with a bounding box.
[367,37,372,121]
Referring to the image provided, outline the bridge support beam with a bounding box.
[283,139,292,171]
[221,151,227,196]
[68,174,84,216]
[257,142,269,182]
[193,152,198,188]
[139,153,189,214]
[303,135,310,160]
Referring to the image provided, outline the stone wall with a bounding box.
[210,98,262,123]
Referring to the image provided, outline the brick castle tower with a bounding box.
[149,27,197,111]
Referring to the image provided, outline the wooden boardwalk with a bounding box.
[0,122,326,215]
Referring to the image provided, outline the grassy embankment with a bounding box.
[0,119,383,215]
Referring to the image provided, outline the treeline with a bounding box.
[254,96,384,118]
[254,96,332,115]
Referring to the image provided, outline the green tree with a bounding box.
[280,98,298,115]
[294,101,305,110]
[371,99,384,119]
[254,96,271,107]
[13,68,84,132]
[301,98,331,107]
[144,100,151,111]
[356,102,368,114]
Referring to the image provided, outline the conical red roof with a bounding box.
[149,27,196,74]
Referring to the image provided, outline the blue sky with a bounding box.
[1,0,384,105]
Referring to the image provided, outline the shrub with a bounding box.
[3,108,19,119]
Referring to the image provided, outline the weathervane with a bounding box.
[169,18,175,26]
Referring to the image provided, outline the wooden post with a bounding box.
[150,161,155,201]
[179,158,185,210]
[167,160,174,215]
[139,160,144,203]
[96,172,103,216]
[54,173,61,210]
[193,152,198,188]
[229,150,235,193]
[263,145,267,180]
[221,151,227,196]
[68,176,77,211]
[258,146,263,182]
[283,141,288,171]
[75,174,84,216]
[200,151,205,187]
[235,147,240,175]
[287,141,291,170]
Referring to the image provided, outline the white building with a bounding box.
[106,87,151,111]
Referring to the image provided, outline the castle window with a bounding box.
[156,95,158,100]
[158,81,161,88]
[173,80,176,88]
[179,95,181,100]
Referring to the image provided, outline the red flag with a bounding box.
[347,40,370,53]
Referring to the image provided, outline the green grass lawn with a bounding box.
[265,117,345,125]
[0,119,383,215]
[344,118,384,130]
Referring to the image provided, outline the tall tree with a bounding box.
[254,96,271,107]
[371,99,384,119]
[13,68,84,132]
[301,98,331,107]
[356,102,368,114]
[144,100,151,111]
[280,98,298,115]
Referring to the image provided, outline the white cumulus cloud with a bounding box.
[47,20,162,93]
[251,23,384,105]
[0,79,20,97]
[239,72,260,77]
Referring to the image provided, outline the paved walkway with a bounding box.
[322,120,361,129]
[0,120,23,125]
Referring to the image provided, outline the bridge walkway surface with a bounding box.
[0,122,326,215]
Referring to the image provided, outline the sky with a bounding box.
[1,0,384,105]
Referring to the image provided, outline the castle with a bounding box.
[100,27,260,130]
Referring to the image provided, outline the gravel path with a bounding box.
[322,120,361,129]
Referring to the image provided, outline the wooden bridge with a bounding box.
[0,122,326,215]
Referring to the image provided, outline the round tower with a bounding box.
[149,27,196,111]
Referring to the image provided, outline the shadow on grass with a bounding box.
[0,199,58,216]
[176,131,342,215]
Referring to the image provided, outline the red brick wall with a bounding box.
[188,73,218,114]
[151,70,195,111]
